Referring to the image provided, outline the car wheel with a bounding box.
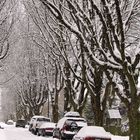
[60,134,63,140]
[42,130,46,136]
[60,132,65,140]
[37,131,40,136]
[32,129,37,135]
[34,130,37,135]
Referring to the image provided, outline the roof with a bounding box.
[108,109,121,119]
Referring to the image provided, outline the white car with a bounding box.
[73,126,111,140]
[7,120,14,125]
[29,115,51,135]
[38,122,56,136]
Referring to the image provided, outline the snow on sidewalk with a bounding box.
[112,135,129,140]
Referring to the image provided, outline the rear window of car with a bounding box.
[17,120,26,123]
[37,118,51,122]
[67,119,86,123]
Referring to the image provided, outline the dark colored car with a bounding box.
[15,119,26,128]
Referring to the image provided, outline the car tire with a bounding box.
[34,130,37,135]
[42,130,46,136]
[60,132,65,140]
[37,131,40,136]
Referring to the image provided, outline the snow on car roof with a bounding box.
[7,120,14,122]
[64,111,80,117]
[32,115,47,118]
[76,126,111,138]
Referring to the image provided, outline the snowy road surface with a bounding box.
[0,123,55,140]
[0,122,129,140]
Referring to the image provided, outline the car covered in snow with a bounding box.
[29,115,51,135]
[0,125,4,129]
[53,111,87,140]
[37,122,56,136]
[73,126,111,140]
[7,120,14,125]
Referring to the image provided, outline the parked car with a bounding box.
[7,120,14,125]
[15,119,26,128]
[29,115,51,135]
[0,125,4,129]
[0,122,5,129]
[38,122,56,136]
[73,126,111,140]
[53,111,87,140]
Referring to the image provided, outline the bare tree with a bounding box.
[38,0,140,139]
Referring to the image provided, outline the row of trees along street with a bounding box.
[0,0,140,140]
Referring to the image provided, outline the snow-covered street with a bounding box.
[0,123,54,140]
[0,122,129,140]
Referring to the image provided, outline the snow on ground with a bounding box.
[0,122,129,140]
[0,122,55,140]
[111,135,129,140]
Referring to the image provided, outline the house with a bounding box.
[104,109,122,127]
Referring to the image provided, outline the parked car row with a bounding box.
[27,112,111,140]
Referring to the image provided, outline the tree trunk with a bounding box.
[63,87,71,112]
[91,94,104,126]
[52,93,59,123]
[52,104,59,123]
[33,106,41,115]
[128,107,140,140]
[63,62,71,112]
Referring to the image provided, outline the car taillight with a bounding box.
[62,125,67,131]
[84,137,94,140]
[62,124,70,131]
